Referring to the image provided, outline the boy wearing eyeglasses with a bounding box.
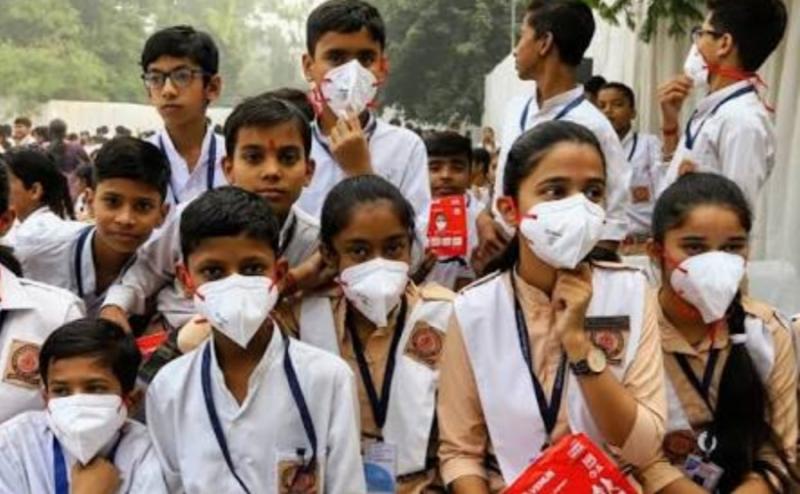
[657,0,787,209]
[140,25,228,206]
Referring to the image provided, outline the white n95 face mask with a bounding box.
[320,59,379,119]
[684,44,710,93]
[340,258,409,327]
[47,394,127,465]
[670,251,746,324]
[194,274,278,348]
[519,194,606,270]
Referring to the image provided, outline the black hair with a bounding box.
[424,131,473,165]
[39,319,142,394]
[652,173,751,244]
[93,137,171,200]
[526,0,595,67]
[306,0,386,55]
[5,149,74,220]
[261,87,315,123]
[13,117,31,128]
[584,75,607,96]
[48,119,67,141]
[320,175,415,250]
[486,120,606,274]
[32,126,49,141]
[707,0,788,72]
[140,25,219,76]
[653,173,797,490]
[473,148,492,175]
[0,160,19,276]
[180,186,281,260]
[0,157,9,214]
[75,164,95,189]
[224,94,312,159]
[599,82,636,109]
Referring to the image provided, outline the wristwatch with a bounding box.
[569,346,607,376]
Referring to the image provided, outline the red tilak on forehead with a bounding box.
[267,139,278,152]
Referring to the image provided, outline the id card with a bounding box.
[364,441,397,494]
[683,454,724,491]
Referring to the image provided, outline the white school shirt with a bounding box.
[658,81,775,208]
[0,265,85,424]
[416,194,483,290]
[0,411,168,494]
[146,329,366,494]
[623,130,663,236]
[14,225,112,317]
[494,85,631,241]
[10,207,85,252]
[148,126,228,205]
[297,117,432,218]
[103,201,319,329]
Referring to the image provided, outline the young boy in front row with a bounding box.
[101,95,320,336]
[0,319,167,493]
[417,131,483,290]
[15,137,170,321]
[146,187,364,493]
[0,160,85,424]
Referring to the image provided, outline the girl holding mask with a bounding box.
[437,121,667,493]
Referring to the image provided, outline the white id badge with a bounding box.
[683,454,724,491]
[364,441,397,494]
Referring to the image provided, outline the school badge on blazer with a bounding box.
[3,339,41,389]
[584,316,629,365]
[404,322,444,369]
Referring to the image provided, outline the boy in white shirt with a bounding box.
[417,131,483,290]
[0,319,167,494]
[146,187,364,493]
[299,0,431,218]
[140,25,227,205]
[597,82,663,254]
[14,137,170,321]
[100,95,320,333]
[484,0,631,255]
[0,160,85,424]
[657,0,787,208]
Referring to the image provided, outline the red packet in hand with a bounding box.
[503,434,637,494]
[136,331,168,360]
[427,195,468,258]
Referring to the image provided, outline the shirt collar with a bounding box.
[695,80,754,116]
[159,124,215,168]
[621,129,636,147]
[527,84,585,121]
[208,324,284,394]
[658,302,730,356]
[510,269,551,308]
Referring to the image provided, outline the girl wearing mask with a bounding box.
[437,121,666,493]
[288,175,454,493]
[638,173,797,493]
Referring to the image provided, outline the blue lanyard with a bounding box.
[201,334,318,494]
[158,133,217,204]
[519,95,586,133]
[627,132,639,162]
[73,226,94,299]
[684,86,755,150]
[53,433,123,494]
[311,117,378,162]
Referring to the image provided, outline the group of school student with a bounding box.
[0,0,797,493]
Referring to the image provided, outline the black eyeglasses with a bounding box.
[141,68,208,89]
[691,26,724,43]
